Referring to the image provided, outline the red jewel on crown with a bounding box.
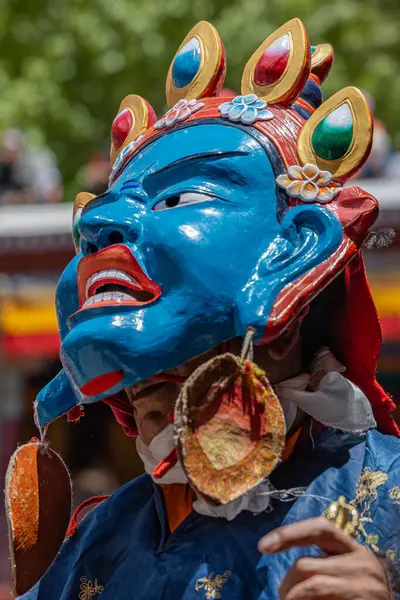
[111,108,134,151]
[254,34,291,87]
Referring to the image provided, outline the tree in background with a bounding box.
[0,0,399,198]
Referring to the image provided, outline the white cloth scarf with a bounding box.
[136,348,376,520]
[275,347,376,434]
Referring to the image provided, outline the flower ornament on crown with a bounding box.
[154,99,205,130]
[218,94,274,125]
[277,164,342,204]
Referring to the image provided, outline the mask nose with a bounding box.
[78,208,142,254]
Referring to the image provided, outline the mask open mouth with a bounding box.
[83,273,155,308]
[77,244,162,311]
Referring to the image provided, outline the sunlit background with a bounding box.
[0,0,399,595]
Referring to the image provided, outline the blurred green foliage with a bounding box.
[0,0,399,198]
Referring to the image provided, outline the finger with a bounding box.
[279,555,366,598]
[259,517,360,555]
[281,574,354,600]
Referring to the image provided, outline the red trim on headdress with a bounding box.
[202,42,226,98]
[295,97,315,114]
[264,237,356,342]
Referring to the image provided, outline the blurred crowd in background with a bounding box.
[0,129,111,206]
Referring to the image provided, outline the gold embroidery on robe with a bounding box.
[389,485,400,505]
[195,571,231,599]
[79,576,104,600]
[350,468,388,552]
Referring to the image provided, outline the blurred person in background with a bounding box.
[0,129,62,205]
[80,149,110,197]
[0,129,33,204]
[29,146,63,203]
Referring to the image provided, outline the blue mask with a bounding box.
[36,123,343,425]
[35,20,376,428]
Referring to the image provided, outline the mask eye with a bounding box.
[153,192,214,211]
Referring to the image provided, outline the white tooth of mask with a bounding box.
[117,271,140,287]
[116,270,128,281]
[127,274,140,286]
[83,297,94,308]
[121,293,133,301]
[92,272,103,283]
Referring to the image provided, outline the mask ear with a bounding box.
[235,204,343,342]
[241,18,311,107]
[166,21,226,108]
[297,86,373,181]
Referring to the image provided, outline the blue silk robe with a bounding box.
[18,429,400,599]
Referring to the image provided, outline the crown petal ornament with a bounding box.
[109,95,157,165]
[166,21,226,107]
[218,94,274,125]
[154,99,205,130]
[241,18,311,106]
[276,164,342,204]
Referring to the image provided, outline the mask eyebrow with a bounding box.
[147,150,249,177]
[142,150,249,192]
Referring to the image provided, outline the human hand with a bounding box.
[258,517,391,599]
